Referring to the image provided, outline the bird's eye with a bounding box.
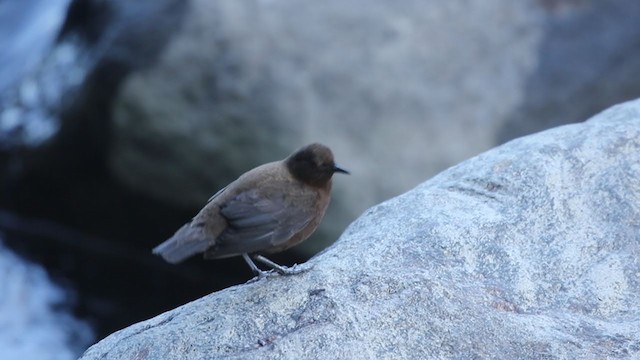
[320,163,333,171]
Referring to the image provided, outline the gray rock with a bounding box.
[108,0,640,253]
[80,99,640,359]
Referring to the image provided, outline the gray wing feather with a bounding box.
[152,223,212,263]
[215,189,312,255]
[154,186,227,263]
[207,186,227,202]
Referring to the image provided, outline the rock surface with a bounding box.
[80,100,640,359]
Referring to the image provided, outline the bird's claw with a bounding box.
[247,264,312,282]
[246,269,274,283]
[275,263,310,276]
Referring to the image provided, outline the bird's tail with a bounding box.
[152,223,213,264]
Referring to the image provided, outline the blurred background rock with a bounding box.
[1,0,640,357]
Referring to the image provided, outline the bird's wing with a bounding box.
[153,186,228,263]
[152,222,212,263]
[207,186,227,203]
[213,188,313,256]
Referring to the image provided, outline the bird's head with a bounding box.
[285,143,349,188]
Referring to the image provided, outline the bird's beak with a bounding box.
[333,165,350,174]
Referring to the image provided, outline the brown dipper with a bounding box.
[152,143,348,277]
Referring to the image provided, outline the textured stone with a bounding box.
[81,100,640,359]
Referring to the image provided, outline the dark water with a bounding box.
[0,0,258,354]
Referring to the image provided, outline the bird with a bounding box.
[152,143,349,278]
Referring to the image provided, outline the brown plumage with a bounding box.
[152,143,348,277]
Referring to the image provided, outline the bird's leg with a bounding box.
[252,254,306,276]
[242,253,271,279]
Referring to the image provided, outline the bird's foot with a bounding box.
[272,263,307,276]
[242,253,311,281]
[253,255,311,276]
[246,269,275,283]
